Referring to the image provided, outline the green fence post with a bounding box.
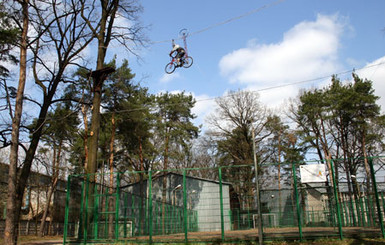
[124,192,128,238]
[368,158,385,238]
[83,174,90,244]
[63,175,71,245]
[183,169,188,242]
[131,195,135,236]
[164,203,166,234]
[145,191,148,234]
[104,187,109,238]
[78,177,85,242]
[339,190,345,227]
[158,202,161,235]
[219,167,225,241]
[115,172,120,240]
[381,193,385,220]
[93,182,99,240]
[292,163,302,241]
[329,159,343,240]
[148,171,153,243]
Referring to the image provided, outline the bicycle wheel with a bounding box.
[182,56,193,68]
[165,62,176,74]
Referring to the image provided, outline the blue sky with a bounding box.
[116,0,385,128]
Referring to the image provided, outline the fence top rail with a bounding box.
[259,155,385,167]
[68,164,254,178]
[67,156,385,179]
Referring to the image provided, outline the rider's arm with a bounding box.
[169,45,179,57]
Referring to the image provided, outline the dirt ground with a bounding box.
[121,226,382,242]
[0,236,63,245]
[11,227,384,244]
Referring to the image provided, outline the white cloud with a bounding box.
[251,84,298,111]
[219,14,347,110]
[192,94,216,128]
[356,56,385,113]
[160,72,181,83]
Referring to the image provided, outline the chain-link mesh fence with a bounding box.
[63,156,385,244]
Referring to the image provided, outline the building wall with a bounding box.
[121,173,231,233]
[0,163,67,222]
[305,188,328,224]
[193,180,230,231]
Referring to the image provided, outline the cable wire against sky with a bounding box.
[151,0,287,44]
[105,60,385,115]
[193,60,385,103]
[36,60,385,121]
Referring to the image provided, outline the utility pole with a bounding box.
[252,128,263,245]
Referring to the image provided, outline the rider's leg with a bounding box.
[176,53,182,66]
[178,52,185,66]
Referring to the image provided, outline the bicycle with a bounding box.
[165,52,193,74]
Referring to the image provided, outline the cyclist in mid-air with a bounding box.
[169,39,186,67]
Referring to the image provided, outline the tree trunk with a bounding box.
[344,161,356,226]
[39,142,61,236]
[35,188,40,235]
[86,0,109,178]
[362,133,374,226]
[83,0,117,237]
[38,181,57,236]
[162,134,169,234]
[82,105,89,169]
[277,128,282,221]
[5,1,29,244]
[108,113,116,238]
[139,137,145,233]
[84,62,105,239]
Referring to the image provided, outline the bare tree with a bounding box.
[4,0,145,242]
[82,0,145,178]
[5,1,29,244]
[206,90,270,163]
[206,90,271,208]
[78,0,145,239]
[5,0,94,243]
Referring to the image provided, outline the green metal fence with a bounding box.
[63,156,385,244]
